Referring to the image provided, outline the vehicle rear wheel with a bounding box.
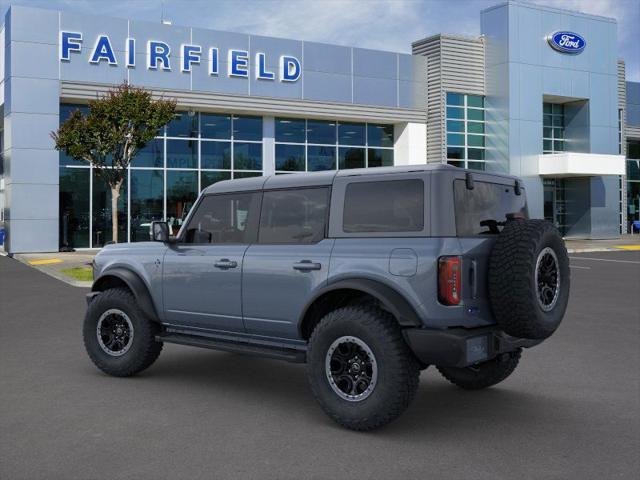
[307,305,420,431]
[83,287,163,377]
[437,349,521,390]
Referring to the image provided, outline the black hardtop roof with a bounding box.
[202,164,519,194]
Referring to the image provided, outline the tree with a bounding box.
[52,83,176,243]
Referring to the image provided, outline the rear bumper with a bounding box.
[403,326,541,368]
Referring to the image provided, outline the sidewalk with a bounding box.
[564,234,640,253]
[11,250,99,287]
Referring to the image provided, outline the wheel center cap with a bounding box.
[351,362,361,373]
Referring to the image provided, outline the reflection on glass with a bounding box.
[201,171,231,189]
[468,122,484,134]
[233,115,262,141]
[167,171,198,233]
[339,147,365,169]
[234,171,262,179]
[307,120,336,145]
[447,133,464,146]
[467,109,484,121]
[59,167,90,248]
[167,111,198,138]
[467,135,485,147]
[134,139,164,168]
[367,149,394,167]
[166,139,197,169]
[92,170,127,247]
[338,122,366,146]
[307,145,336,171]
[467,95,484,108]
[201,113,231,139]
[130,169,164,242]
[275,118,305,143]
[234,142,262,170]
[446,92,464,106]
[367,124,394,148]
[447,147,464,160]
[446,121,464,133]
[276,144,305,171]
[201,141,231,169]
[446,107,464,119]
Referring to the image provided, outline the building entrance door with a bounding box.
[543,178,568,236]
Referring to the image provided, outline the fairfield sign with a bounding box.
[59,31,302,82]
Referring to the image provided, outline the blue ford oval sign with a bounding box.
[547,31,586,54]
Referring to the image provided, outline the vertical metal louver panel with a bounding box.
[412,35,485,164]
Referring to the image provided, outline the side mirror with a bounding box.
[150,221,170,242]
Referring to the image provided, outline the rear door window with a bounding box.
[258,188,329,244]
[454,180,528,236]
[343,179,424,233]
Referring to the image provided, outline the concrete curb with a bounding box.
[567,247,618,254]
[11,255,92,288]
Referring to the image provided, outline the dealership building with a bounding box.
[0,1,639,252]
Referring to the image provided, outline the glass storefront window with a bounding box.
[201,141,231,169]
[367,124,394,148]
[92,170,127,247]
[308,145,336,171]
[233,142,262,170]
[445,92,487,170]
[307,120,337,145]
[234,171,262,179]
[59,104,90,167]
[167,111,198,138]
[339,147,365,169]
[166,171,198,233]
[59,167,90,249]
[134,138,164,168]
[201,113,231,139]
[233,115,262,141]
[338,122,366,146]
[201,171,231,188]
[543,103,565,154]
[275,144,305,171]
[130,169,164,242]
[275,118,306,143]
[367,148,394,168]
[167,139,198,169]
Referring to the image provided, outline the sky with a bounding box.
[1,0,638,80]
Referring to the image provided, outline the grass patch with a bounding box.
[61,267,93,282]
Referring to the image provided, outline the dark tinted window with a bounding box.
[343,180,424,233]
[259,188,329,244]
[183,193,260,244]
[454,180,528,236]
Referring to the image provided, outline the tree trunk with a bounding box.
[110,180,123,243]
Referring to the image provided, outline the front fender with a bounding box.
[92,267,159,322]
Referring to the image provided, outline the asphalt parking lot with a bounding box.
[1,251,639,480]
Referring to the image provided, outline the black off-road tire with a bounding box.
[437,349,521,390]
[489,219,570,340]
[307,305,420,431]
[83,287,163,377]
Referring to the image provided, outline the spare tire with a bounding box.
[488,219,570,339]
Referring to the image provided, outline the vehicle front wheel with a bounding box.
[83,287,163,377]
[307,305,420,431]
[436,349,521,390]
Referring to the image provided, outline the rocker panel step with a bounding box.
[156,333,307,363]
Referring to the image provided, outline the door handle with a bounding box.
[214,259,238,269]
[293,260,321,271]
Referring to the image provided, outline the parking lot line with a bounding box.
[29,258,63,265]
[569,256,640,264]
[613,245,640,251]
[569,265,591,269]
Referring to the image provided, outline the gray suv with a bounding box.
[85,165,570,430]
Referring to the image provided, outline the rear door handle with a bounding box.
[214,259,238,269]
[293,260,321,271]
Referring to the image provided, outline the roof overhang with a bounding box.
[537,152,626,177]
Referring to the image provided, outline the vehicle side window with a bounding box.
[258,188,329,244]
[454,180,528,236]
[343,179,424,233]
[183,192,260,244]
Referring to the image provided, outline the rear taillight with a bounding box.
[438,256,461,306]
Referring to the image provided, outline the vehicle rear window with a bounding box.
[259,188,329,244]
[343,179,424,233]
[454,180,528,236]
